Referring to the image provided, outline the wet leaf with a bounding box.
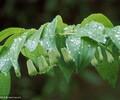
[77,22,107,43]
[66,34,97,71]
[9,32,28,77]
[80,13,113,28]
[25,24,46,51]
[21,44,47,67]
[0,28,26,42]
[107,26,120,50]
[0,47,11,74]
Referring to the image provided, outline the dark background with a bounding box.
[0,0,120,100]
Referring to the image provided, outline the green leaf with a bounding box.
[78,38,97,69]
[39,20,56,50]
[2,29,36,48]
[66,34,81,64]
[0,72,11,98]
[25,24,46,51]
[80,13,113,28]
[9,32,28,77]
[55,15,68,34]
[77,22,107,43]
[21,44,47,67]
[58,57,75,82]
[40,15,67,51]
[0,46,3,52]
[63,25,76,35]
[0,28,26,42]
[39,15,74,81]
[0,47,12,74]
[66,34,97,70]
[54,17,75,82]
[107,26,120,50]
[91,47,119,87]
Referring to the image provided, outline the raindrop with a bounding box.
[18,38,22,42]
[88,45,91,47]
[3,72,7,76]
[104,38,107,43]
[115,34,120,41]
[40,41,43,46]
[64,27,68,31]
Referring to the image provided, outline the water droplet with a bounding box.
[104,38,107,43]
[115,34,120,41]
[74,49,77,51]
[64,27,68,31]
[88,45,91,47]
[3,72,7,76]
[40,41,43,46]
[18,38,22,42]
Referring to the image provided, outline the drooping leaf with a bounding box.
[80,13,113,28]
[2,29,36,48]
[106,26,120,50]
[0,47,12,74]
[0,28,26,42]
[91,47,119,87]
[0,72,11,98]
[25,24,46,51]
[66,34,81,64]
[39,20,56,51]
[58,57,75,83]
[77,22,107,43]
[39,16,62,65]
[66,34,97,71]
[21,44,47,67]
[9,32,28,77]
[78,38,97,69]
[54,16,75,82]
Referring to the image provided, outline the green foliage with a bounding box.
[0,72,11,99]
[0,13,120,96]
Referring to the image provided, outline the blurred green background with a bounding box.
[0,0,120,100]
